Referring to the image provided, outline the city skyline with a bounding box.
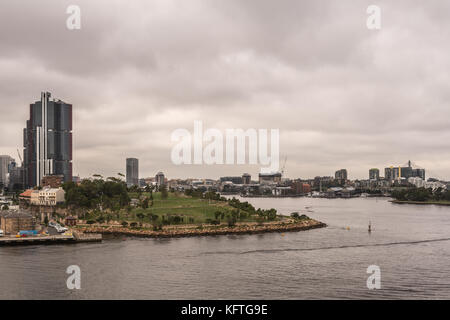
[1,1,450,180]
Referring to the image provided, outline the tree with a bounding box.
[142,197,149,209]
[136,212,145,223]
[226,214,237,227]
[1,204,8,211]
[290,212,300,219]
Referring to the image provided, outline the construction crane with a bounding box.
[281,156,287,177]
[16,148,23,166]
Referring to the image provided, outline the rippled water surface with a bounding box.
[1,197,449,299]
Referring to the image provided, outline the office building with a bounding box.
[258,172,282,185]
[242,173,251,185]
[126,158,139,187]
[155,172,165,186]
[23,92,73,188]
[220,176,243,184]
[9,166,25,190]
[0,155,14,187]
[335,169,348,181]
[385,161,425,182]
[369,168,380,180]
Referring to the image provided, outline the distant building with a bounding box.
[369,168,380,180]
[335,169,348,181]
[385,161,425,182]
[126,158,139,187]
[23,92,73,188]
[65,216,77,227]
[242,173,251,185]
[258,172,282,185]
[0,155,14,187]
[291,180,311,194]
[155,172,165,186]
[220,176,243,184]
[9,165,25,190]
[72,175,81,184]
[138,178,147,188]
[19,189,33,206]
[41,175,64,188]
[412,168,426,180]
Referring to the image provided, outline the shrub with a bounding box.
[290,212,300,219]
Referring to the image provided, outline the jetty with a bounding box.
[0,232,102,246]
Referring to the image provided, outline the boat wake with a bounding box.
[201,237,450,256]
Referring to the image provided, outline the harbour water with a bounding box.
[0,197,449,299]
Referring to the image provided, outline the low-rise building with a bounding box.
[37,187,65,206]
[0,210,36,235]
[258,172,282,185]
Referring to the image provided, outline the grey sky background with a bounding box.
[1,0,450,180]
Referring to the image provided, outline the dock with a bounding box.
[0,233,102,246]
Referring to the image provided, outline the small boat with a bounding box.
[368,221,372,233]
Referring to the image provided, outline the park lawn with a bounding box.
[125,192,252,224]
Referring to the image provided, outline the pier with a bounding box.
[0,233,102,246]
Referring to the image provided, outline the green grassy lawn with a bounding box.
[122,192,259,224]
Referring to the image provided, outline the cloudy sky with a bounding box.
[1,0,450,180]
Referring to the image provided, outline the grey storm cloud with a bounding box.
[1,0,450,180]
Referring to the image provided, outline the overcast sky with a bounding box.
[1,0,450,180]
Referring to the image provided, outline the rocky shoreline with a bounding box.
[78,219,326,239]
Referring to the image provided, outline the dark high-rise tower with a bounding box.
[23,92,73,187]
[126,158,139,187]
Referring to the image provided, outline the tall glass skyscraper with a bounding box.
[126,158,139,187]
[23,92,73,187]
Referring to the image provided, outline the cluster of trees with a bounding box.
[228,197,278,221]
[228,198,256,213]
[206,209,250,227]
[290,212,311,220]
[62,177,130,211]
[256,208,277,221]
[392,187,450,202]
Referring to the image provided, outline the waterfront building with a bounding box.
[369,168,380,180]
[0,210,35,235]
[242,173,251,185]
[258,172,282,185]
[220,176,243,184]
[23,92,73,188]
[408,177,425,188]
[291,180,311,194]
[385,161,425,182]
[126,158,139,187]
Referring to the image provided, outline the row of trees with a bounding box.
[392,187,450,202]
[62,176,130,211]
[228,197,278,221]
